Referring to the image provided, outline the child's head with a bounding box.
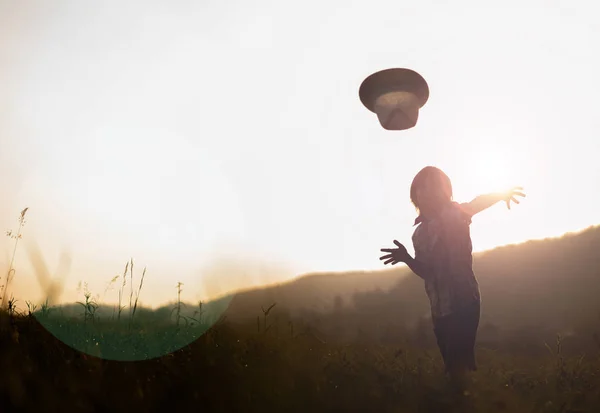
[410,166,453,216]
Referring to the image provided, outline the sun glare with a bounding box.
[473,154,512,193]
[456,140,520,198]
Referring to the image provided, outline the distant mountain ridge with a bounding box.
[41,224,600,345]
[223,225,600,336]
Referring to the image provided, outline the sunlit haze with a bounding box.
[1,0,599,307]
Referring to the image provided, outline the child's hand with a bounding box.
[380,240,411,265]
[500,187,526,210]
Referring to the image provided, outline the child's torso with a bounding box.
[411,202,480,319]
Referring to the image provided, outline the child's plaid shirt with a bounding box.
[411,202,481,320]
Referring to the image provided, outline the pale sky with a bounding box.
[1,0,599,307]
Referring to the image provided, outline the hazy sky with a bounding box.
[1,0,599,306]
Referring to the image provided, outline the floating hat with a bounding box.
[359,68,429,130]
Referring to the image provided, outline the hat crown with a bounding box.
[359,68,429,130]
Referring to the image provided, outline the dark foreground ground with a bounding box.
[1,311,599,413]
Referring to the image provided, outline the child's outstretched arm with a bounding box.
[380,240,432,281]
[461,187,526,216]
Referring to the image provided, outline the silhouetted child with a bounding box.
[379,166,525,391]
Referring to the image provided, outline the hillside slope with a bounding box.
[224,226,600,338]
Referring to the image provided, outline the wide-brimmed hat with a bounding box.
[359,68,429,130]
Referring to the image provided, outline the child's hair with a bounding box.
[410,166,453,211]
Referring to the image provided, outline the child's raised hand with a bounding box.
[380,240,411,265]
[501,187,526,210]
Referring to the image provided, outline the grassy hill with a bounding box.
[21,224,600,357]
[221,225,600,353]
[2,225,600,412]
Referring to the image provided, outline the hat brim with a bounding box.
[359,68,429,113]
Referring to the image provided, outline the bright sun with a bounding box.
[473,154,513,192]
[453,141,519,201]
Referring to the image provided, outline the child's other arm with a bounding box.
[461,187,526,216]
[380,240,433,281]
[404,255,433,281]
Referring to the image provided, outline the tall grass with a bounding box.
[76,282,99,324]
[173,281,184,326]
[101,258,148,326]
[117,261,129,322]
[129,266,146,326]
[1,207,28,310]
